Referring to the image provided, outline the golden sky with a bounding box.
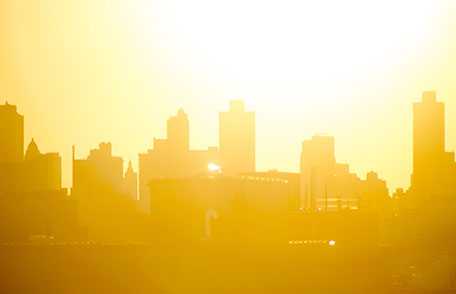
[1,0,456,190]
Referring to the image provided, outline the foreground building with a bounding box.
[149,173,290,242]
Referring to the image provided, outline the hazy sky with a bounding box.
[1,0,455,190]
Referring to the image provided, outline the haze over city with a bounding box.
[2,1,456,293]
[1,0,456,190]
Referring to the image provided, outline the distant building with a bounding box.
[0,102,24,163]
[72,143,144,242]
[300,135,383,212]
[23,139,62,191]
[394,91,456,247]
[0,137,61,194]
[360,171,389,212]
[219,100,255,175]
[300,135,337,210]
[411,91,456,195]
[0,103,80,241]
[139,109,219,213]
[124,161,138,201]
[167,108,189,152]
[73,142,124,198]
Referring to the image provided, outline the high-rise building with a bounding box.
[139,109,219,212]
[300,135,336,210]
[219,100,255,175]
[167,108,189,152]
[411,91,456,193]
[0,102,24,162]
[412,91,445,186]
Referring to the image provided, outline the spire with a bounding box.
[127,160,133,172]
[25,138,41,160]
[125,160,135,176]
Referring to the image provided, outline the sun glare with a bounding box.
[123,0,441,107]
[208,162,221,173]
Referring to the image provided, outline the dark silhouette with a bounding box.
[1,93,456,293]
[139,108,219,212]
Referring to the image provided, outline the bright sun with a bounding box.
[121,0,441,109]
[2,0,450,190]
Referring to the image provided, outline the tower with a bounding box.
[300,135,336,210]
[0,102,24,162]
[167,108,189,152]
[411,91,446,191]
[124,161,138,201]
[219,100,255,175]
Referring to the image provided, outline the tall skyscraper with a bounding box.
[300,135,336,210]
[219,100,255,175]
[411,91,455,192]
[0,102,24,162]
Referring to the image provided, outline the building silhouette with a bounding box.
[300,135,389,213]
[23,139,61,191]
[139,109,219,212]
[411,91,456,195]
[124,161,138,201]
[149,173,290,243]
[72,143,146,242]
[0,102,24,162]
[3,95,456,291]
[395,91,456,247]
[167,108,189,152]
[73,143,124,197]
[300,135,336,210]
[219,100,256,175]
[360,171,390,212]
[0,104,80,241]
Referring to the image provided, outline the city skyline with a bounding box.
[2,91,456,195]
[2,1,456,292]
[2,1,456,192]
